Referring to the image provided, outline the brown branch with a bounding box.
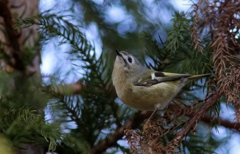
[191,0,240,122]
[194,113,240,132]
[170,97,240,131]
[90,111,152,154]
[50,82,240,132]
[165,92,221,151]
[49,81,240,153]
[0,0,24,71]
[179,108,240,131]
[48,82,84,95]
[47,81,116,96]
[90,96,240,154]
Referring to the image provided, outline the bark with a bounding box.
[0,0,40,74]
[0,0,42,153]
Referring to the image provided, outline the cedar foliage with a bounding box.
[0,0,239,154]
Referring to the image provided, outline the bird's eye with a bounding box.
[128,57,132,63]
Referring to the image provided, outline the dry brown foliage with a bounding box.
[191,0,240,121]
[124,0,240,153]
[125,93,220,153]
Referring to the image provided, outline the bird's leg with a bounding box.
[145,108,158,125]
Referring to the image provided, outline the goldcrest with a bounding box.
[112,50,210,111]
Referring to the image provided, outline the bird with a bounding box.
[112,50,210,111]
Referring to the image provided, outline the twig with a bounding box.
[90,111,152,154]
[164,92,221,152]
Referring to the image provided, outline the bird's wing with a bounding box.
[135,71,191,87]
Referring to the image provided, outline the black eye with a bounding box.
[128,57,132,63]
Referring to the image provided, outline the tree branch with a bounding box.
[49,82,240,153]
[90,111,152,154]
[47,81,116,96]
[193,113,240,132]
[0,0,24,71]
[165,92,221,151]
[49,82,240,132]
[47,82,84,95]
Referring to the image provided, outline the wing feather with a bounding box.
[135,71,191,87]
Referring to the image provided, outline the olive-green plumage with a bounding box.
[112,50,210,111]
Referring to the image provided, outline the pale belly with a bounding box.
[117,82,184,111]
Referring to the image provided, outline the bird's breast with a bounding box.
[116,82,184,111]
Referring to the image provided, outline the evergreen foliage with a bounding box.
[0,0,239,153]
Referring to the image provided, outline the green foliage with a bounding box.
[0,72,62,152]
[144,12,200,72]
[144,12,211,102]
[1,108,59,151]
[166,12,191,54]
[7,1,230,153]
[181,122,228,154]
[14,11,132,153]
[141,12,224,153]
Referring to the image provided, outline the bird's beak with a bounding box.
[115,49,128,67]
[115,49,121,56]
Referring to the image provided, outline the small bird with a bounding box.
[112,50,210,111]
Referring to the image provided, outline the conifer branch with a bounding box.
[90,91,239,154]
[165,92,221,152]
[187,112,240,132]
[191,0,240,122]
[90,111,151,154]
[46,81,115,96]
[47,82,84,95]
[48,82,240,131]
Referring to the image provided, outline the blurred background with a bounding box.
[0,0,239,153]
[39,0,240,153]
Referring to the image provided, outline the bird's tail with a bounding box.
[187,74,211,80]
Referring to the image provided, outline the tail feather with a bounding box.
[187,74,211,80]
